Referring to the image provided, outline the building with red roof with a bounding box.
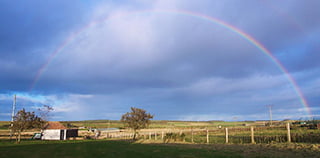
[42,122,78,140]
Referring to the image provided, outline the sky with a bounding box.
[0,0,319,121]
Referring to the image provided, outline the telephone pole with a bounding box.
[267,105,273,126]
[10,94,16,139]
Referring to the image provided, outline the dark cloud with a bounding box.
[0,0,319,121]
[0,0,93,91]
[32,13,279,94]
[0,1,89,52]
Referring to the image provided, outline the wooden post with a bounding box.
[287,123,291,143]
[149,132,151,140]
[251,126,255,144]
[191,128,194,143]
[155,131,157,140]
[161,131,164,140]
[225,128,229,143]
[144,133,146,139]
[206,128,209,144]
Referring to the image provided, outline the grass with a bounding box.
[0,139,320,158]
[0,121,10,129]
[0,139,241,158]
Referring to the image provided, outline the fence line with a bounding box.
[100,123,320,144]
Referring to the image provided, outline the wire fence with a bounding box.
[101,123,320,144]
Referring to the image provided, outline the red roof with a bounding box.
[44,122,67,129]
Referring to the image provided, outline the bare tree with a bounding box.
[121,107,153,139]
[11,109,44,143]
[37,105,54,129]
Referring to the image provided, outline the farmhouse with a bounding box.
[42,122,78,140]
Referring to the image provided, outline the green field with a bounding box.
[58,120,251,129]
[0,139,319,158]
[0,140,240,158]
[0,120,285,129]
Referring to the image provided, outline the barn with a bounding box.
[42,122,78,140]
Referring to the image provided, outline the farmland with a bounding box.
[58,120,250,129]
[56,120,320,144]
[1,120,320,143]
[1,120,320,157]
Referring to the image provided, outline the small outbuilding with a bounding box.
[42,122,78,140]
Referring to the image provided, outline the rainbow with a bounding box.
[29,9,312,117]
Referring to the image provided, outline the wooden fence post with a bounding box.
[225,128,229,143]
[251,126,255,144]
[287,123,291,143]
[161,131,164,140]
[191,128,194,143]
[155,131,157,140]
[149,132,151,140]
[206,128,209,144]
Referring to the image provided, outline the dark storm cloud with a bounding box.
[0,1,89,52]
[279,42,320,73]
[0,0,93,92]
[33,12,279,94]
[0,0,319,121]
[198,0,320,58]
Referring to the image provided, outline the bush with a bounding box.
[163,132,186,143]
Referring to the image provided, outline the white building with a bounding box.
[42,122,78,140]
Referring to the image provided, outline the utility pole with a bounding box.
[10,94,16,139]
[267,105,273,127]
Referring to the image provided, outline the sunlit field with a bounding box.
[1,139,320,158]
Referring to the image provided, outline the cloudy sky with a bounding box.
[0,0,319,121]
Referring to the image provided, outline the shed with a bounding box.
[42,122,78,140]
